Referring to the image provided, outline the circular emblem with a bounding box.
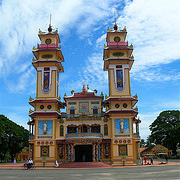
[115,140,118,143]
[47,105,52,109]
[119,140,122,143]
[40,105,44,109]
[41,141,44,145]
[115,103,120,108]
[45,38,52,44]
[128,140,131,143]
[123,140,126,143]
[114,36,121,42]
[123,103,128,108]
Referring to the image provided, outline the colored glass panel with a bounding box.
[116,70,123,90]
[43,72,50,92]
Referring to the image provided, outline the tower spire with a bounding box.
[48,14,52,33]
[113,11,118,31]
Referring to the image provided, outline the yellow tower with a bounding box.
[28,24,65,166]
[103,23,140,165]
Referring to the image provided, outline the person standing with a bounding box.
[165,156,168,164]
[151,157,153,165]
[144,156,147,165]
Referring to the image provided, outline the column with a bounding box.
[95,144,99,162]
[136,122,139,134]
[71,144,74,162]
[68,144,71,161]
[93,144,95,162]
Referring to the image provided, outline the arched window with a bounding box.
[70,107,75,115]
[93,106,98,114]
[60,125,64,136]
[104,124,108,136]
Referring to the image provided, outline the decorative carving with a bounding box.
[107,26,111,32]
[104,143,110,158]
[58,144,64,159]
[129,43,133,48]
[122,26,127,32]
[32,58,36,62]
[29,96,34,101]
[32,46,37,50]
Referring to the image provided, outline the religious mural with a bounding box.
[43,72,50,92]
[38,121,52,135]
[116,70,123,90]
[119,145,128,156]
[115,119,129,133]
[79,102,89,113]
[41,146,49,157]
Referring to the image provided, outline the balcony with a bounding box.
[29,135,34,140]
[66,132,103,138]
[37,43,59,49]
[63,113,104,120]
[107,42,128,47]
[133,133,140,138]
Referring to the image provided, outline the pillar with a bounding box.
[93,144,95,162]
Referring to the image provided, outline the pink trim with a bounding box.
[107,42,128,47]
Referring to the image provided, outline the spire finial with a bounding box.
[113,11,118,31]
[48,14,52,32]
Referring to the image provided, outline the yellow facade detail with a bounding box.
[28,23,140,166]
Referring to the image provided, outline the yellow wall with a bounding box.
[109,68,130,97]
[36,70,57,98]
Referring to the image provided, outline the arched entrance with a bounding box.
[75,145,92,162]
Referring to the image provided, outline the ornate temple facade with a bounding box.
[28,22,141,166]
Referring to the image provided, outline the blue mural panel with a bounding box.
[38,121,52,135]
[115,119,129,133]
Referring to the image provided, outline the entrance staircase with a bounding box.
[60,162,111,168]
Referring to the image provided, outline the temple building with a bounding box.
[28,22,141,166]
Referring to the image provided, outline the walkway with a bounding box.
[0,160,179,169]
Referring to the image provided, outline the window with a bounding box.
[93,106,98,114]
[60,125,63,136]
[70,107,75,114]
[104,124,108,136]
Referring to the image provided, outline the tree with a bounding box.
[140,139,146,148]
[0,115,29,161]
[149,110,180,155]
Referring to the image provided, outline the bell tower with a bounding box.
[28,23,65,165]
[103,23,140,164]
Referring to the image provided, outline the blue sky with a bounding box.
[0,0,179,140]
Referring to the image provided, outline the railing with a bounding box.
[133,133,140,138]
[66,132,103,138]
[37,43,59,49]
[29,135,34,140]
[107,42,128,47]
[63,113,104,120]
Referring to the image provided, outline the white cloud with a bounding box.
[117,0,180,80]
[0,0,120,92]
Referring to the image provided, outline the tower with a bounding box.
[103,23,141,164]
[28,23,65,165]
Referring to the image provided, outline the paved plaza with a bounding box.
[0,165,179,180]
[0,160,179,180]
